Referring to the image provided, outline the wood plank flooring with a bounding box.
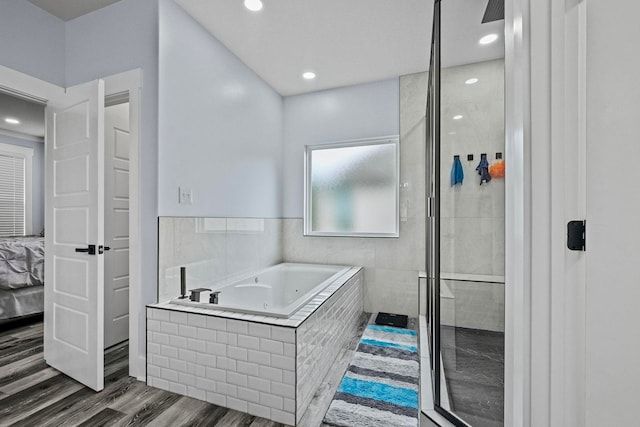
[0,313,372,427]
[0,319,283,427]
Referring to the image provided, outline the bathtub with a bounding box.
[171,263,351,318]
[147,264,363,425]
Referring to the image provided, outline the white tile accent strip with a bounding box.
[147,267,363,425]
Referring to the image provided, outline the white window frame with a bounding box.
[304,136,400,238]
[0,142,33,236]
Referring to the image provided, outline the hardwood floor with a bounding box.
[0,319,284,427]
[0,313,372,427]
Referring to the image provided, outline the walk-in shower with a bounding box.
[424,1,505,426]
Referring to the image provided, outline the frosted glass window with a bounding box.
[305,137,399,237]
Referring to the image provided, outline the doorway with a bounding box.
[104,99,130,349]
[0,65,142,385]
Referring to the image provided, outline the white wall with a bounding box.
[282,79,400,217]
[281,74,426,316]
[65,0,159,359]
[0,0,65,86]
[158,0,283,219]
[0,134,44,234]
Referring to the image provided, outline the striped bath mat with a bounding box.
[323,324,419,427]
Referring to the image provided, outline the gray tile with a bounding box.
[440,325,504,426]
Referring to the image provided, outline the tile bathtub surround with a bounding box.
[158,217,283,303]
[147,269,364,426]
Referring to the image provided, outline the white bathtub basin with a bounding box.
[171,262,350,318]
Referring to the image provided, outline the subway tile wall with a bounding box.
[147,308,297,425]
[147,269,364,425]
[296,270,363,422]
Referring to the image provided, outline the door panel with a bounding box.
[44,79,105,392]
[104,103,130,349]
[584,2,640,425]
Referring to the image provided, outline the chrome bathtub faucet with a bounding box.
[189,288,212,302]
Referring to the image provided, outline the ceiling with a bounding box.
[441,0,504,68]
[0,92,45,140]
[176,0,433,96]
[25,0,503,97]
[28,0,121,21]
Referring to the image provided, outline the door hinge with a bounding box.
[567,220,586,251]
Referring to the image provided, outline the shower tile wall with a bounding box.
[440,59,505,278]
[282,72,427,317]
[158,217,283,303]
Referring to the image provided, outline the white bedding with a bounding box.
[0,236,44,291]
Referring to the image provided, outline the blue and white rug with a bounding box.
[323,324,419,427]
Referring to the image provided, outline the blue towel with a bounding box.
[451,156,463,186]
[476,153,491,185]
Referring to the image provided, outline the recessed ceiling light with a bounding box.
[453,115,463,120]
[243,0,263,12]
[465,78,479,85]
[302,71,316,80]
[4,118,19,125]
[479,34,499,45]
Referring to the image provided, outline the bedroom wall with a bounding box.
[0,0,66,87]
[0,134,44,235]
[158,0,283,219]
[65,0,159,361]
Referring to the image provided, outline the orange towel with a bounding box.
[489,160,505,178]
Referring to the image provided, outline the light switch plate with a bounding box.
[179,186,192,205]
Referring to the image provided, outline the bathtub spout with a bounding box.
[209,291,221,304]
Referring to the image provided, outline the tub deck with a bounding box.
[152,266,361,328]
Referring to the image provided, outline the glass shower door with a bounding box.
[427,0,505,426]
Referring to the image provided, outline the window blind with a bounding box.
[0,153,25,236]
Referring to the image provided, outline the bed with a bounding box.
[0,236,44,321]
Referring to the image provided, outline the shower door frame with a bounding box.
[425,1,471,425]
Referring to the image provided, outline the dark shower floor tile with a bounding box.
[440,325,504,427]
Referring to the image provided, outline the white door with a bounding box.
[44,79,106,392]
[104,103,130,348]
[583,2,640,425]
